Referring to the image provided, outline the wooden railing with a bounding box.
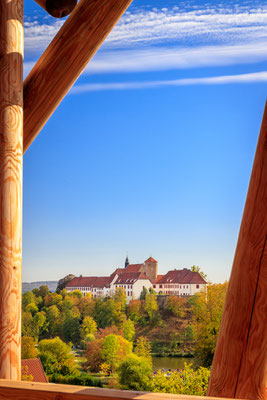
[0,380,238,400]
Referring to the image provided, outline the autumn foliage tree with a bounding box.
[190,282,228,367]
[21,337,38,359]
[167,296,187,318]
[101,334,132,374]
[39,337,77,376]
[134,336,152,361]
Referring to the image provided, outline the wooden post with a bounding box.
[0,0,23,380]
[23,0,133,153]
[207,104,267,399]
[33,0,77,18]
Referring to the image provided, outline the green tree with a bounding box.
[38,285,50,298]
[25,302,38,315]
[114,287,127,312]
[101,334,132,374]
[22,312,33,337]
[144,292,159,322]
[140,287,148,300]
[93,298,116,329]
[118,354,152,391]
[134,336,151,361]
[79,295,94,317]
[21,337,38,359]
[46,305,61,337]
[80,316,97,339]
[190,265,208,282]
[62,311,80,344]
[167,296,186,318]
[190,282,228,367]
[22,291,36,311]
[38,337,77,376]
[22,309,47,339]
[184,324,194,341]
[123,319,135,342]
[32,311,47,339]
[44,293,62,307]
[151,363,210,396]
[127,300,142,323]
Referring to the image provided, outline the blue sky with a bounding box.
[23,0,267,283]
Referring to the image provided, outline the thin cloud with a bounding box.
[71,71,267,94]
[24,41,267,78]
[24,4,267,55]
[83,42,267,74]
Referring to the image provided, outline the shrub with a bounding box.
[51,372,102,387]
[118,354,152,391]
[151,363,210,396]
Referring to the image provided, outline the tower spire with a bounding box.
[125,255,129,268]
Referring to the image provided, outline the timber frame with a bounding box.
[0,0,266,399]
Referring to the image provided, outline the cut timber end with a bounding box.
[24,0,133,152]
[208,103,267,400]
[0,0,23,380]
[34,0,77,18]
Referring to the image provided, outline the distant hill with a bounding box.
[22,281,58,293]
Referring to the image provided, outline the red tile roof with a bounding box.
[154,275,164,284]
[145,257,158,263]
[181,271,207,284]
[66,276,112,289]
[157,269,207,284]
[114,272,151,284]
[125,264,143,273]
[110,268,124,280]
[157,269,190,284]
[21,359,47,383]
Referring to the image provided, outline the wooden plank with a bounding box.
[0,0,23,380]
[0,380,242,400]
[23,0,133,153]
[207,103,267,399]
[33,0,77,18]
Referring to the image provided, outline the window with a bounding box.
[196,284,199,288]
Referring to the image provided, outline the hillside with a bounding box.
[136,308,194,356]
[22,281,58,293]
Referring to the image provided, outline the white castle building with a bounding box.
[65,257,207,300]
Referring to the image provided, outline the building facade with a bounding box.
[65,258,207,300]
[153,269,206,296]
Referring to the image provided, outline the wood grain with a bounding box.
[23,0,133,153]
[0,0,23,381]
[33,0,77,18]
[0,379,243,400]
[207,103,267,399]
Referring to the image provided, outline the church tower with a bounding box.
[125,255,129,268]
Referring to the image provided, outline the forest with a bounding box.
[21,281,228,394]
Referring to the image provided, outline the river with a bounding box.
[152,356,197,371]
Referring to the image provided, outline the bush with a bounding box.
[51,372,102,387]
[151,363,210,396]
[118,354,152,391]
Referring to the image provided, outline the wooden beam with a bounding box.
[33,0,77,18]
[0,0,23,380]
[0,380,243,400]
[23,0,133,153]
[207,103,267,399]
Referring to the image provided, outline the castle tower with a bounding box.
[144,257,158,282]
